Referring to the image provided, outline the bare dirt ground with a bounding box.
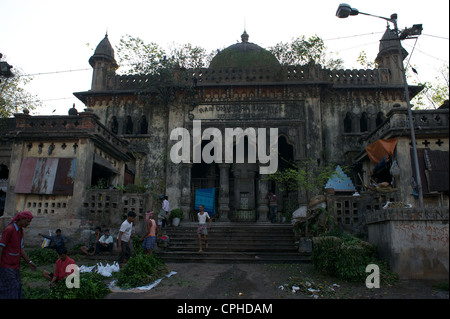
[105,262,449,300]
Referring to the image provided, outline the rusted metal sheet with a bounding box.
[15,157,37,193]
[15,157,76,195]
[53,158,76,195]
[31,158,58,194]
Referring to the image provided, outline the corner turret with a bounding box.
[89,33,118,91]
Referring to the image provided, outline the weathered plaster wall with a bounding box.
[367,208,449,280]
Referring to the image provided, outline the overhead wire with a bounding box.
[14,31,449,106]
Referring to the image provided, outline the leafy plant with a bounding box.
[23,248,58,267]
[169,208,184,222]
[311,230,398,284]
[266,158,344,197]
[115,254,169,289]
[48,272,110,299]
[294,207,337,237]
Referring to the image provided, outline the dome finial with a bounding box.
[241,30,249,43]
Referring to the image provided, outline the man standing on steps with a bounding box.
[197,205,211,253]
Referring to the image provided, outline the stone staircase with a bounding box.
[156,223,311,263]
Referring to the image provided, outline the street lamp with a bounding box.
[336,4,424,208]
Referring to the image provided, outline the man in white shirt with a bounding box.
[197,204,211,253]
[96,229,114,253]
[117,211,136,266]
[158,195,171,234]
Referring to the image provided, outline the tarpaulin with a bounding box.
[194,188,216,215]
[366,138,398,165]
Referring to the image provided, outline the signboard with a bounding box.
[194,188,216,215]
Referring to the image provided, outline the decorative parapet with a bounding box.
[107,65,393,90]
[364,108,449,145]
[13,111,128,153]
[366,207,449,224]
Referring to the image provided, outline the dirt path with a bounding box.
[105,262,449,300]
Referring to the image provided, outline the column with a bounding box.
[180,163,192,221]
[257,175,269,222]
[218,163,230,221]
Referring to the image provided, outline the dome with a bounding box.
[89,34,116,67]
[209,31,280,69]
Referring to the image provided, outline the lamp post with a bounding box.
[336,4,424,208]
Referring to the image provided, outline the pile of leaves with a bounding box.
[115,254,169,289]
[23,248,58,267]
[48,272,110,299]
[311,230,398,283]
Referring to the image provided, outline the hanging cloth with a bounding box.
[366,138,398,165]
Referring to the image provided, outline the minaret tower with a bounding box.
[88,33,118,91]
[375,26,409,85]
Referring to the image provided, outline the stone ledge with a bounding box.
[366,207,449,224]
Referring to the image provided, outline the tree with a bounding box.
[0,66,41,118]
[266,158,341,196]
[411,64,449,109]
[268,35,344,69]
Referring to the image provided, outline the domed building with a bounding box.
[1,29,448,265]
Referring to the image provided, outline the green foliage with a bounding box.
[266,158,342,194]
[269,35,343,69]
[115,254,169,289]
[0,67,41,118]
[411,64,449,109]
[48,272,110,299]
[88,178,108,189]
[23,248,58,267]
[311,231,398,283]
[169,208,184,221]
[294,207,337,237]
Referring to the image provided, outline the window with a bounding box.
[110,116,118,134]
[124,116,133,135]
[360,112,368,132]
[344,112,352,133]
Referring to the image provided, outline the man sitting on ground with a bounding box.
[42,247,76,286]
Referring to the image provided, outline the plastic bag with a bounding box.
[41,238,50,248]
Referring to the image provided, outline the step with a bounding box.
[156,223,310,264]
[156,250,311,264]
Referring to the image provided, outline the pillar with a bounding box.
[218,164,230,221]
[257,174,269,222]
[180,163,192,221]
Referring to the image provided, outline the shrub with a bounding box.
[311,231,398,283]
[24,248,58,267]
[169,208,184,221]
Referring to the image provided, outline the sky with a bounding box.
[1,0,449,115]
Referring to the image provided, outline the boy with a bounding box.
[197,205,211,253]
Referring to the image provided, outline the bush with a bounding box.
[115,254,169,289]
[311,231,398,283]
[169,208,184,221]
[48,272,110,299]
[24,248,58,267]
